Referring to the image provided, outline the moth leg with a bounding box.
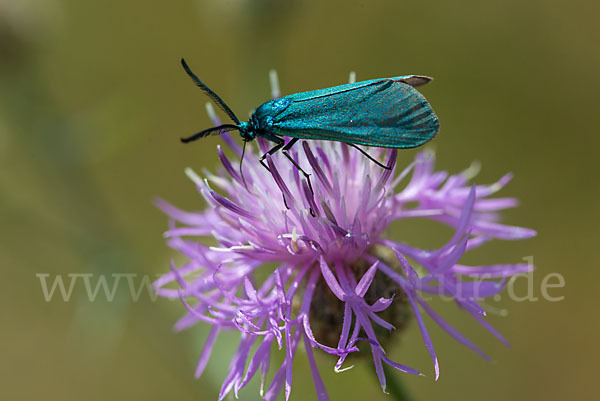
[282,138,316,217]
[259,136,290,210]
[258,136,285,172]
[281,138,314,196]
[347,143,392,170]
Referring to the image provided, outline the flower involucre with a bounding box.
[155,78,536,401]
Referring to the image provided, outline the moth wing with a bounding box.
[396,75,433,87]
[270,79,440,148]
[284,78,389,102]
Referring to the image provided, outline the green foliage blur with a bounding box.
[2,0,597,400]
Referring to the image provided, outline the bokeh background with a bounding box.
[2,0,598,400]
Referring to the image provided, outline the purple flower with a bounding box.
[155,75,536,401]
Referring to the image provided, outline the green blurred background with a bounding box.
[2,0,597,400]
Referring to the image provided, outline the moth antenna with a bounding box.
[180,124,239,143]
[181,58,241,125]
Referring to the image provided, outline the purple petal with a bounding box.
[380,353,422,376]
[472,220,538,240]
[337,302,353,350]
[264,328,302,401]
[369,310,395,331]
[407,292,440,380]
[416,295,490,361]
[452,263,533,277]
[303,333,330,401]
[457,279,506,298]
[393,250,420,285]
[355,260,379,297]
[443,185,476,252]
[471,312,510,347]
[285,325,293,400]
[375,149,397,191]
[474,197,518,211]
[432,232,469,274]
[266,155,296,207]
[154,198,206,225]
[238,335,274,389]
[318,257,346,301]
[303,141,333,194]
[195,326,220,377]
[302,179,320,216]
[370,295,394,312]
[217,145,243,184]
[209,190,255,220]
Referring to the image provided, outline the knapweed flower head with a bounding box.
[155,75,536,401]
